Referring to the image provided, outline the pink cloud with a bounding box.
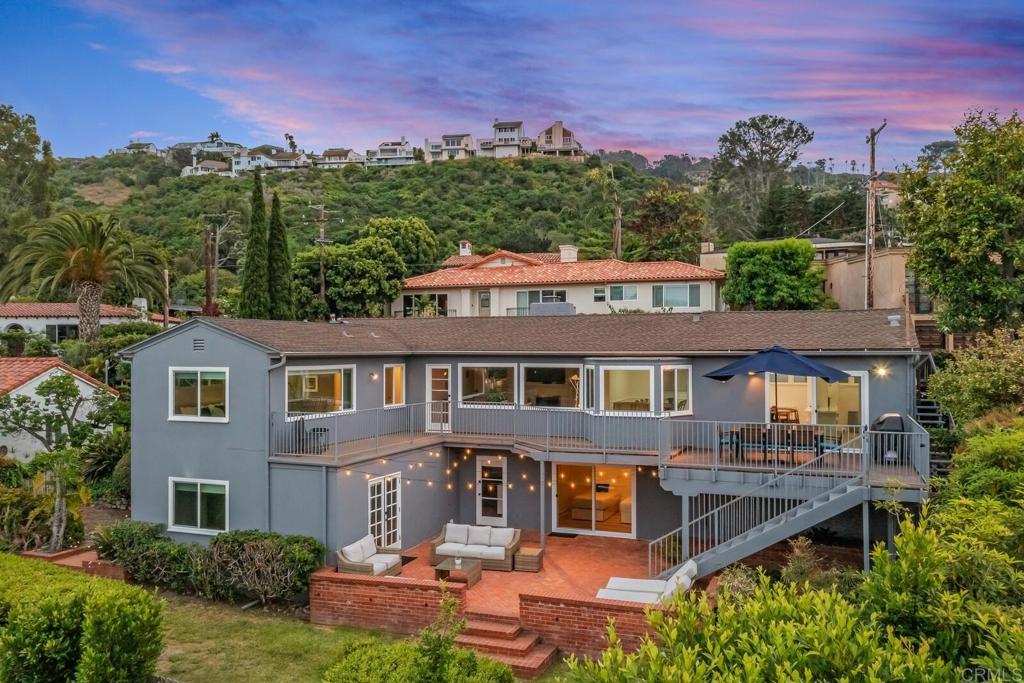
[131,59,192,74]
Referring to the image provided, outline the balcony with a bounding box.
[269,402,929,487]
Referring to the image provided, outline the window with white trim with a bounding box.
[521,365,581,408]
[460,365,515,405]
[170,368,228,421]
[652,284,701,309]
[609,285,638,302]
[593,287,606,303]
[661,366,692,414]
[169,478,227,533]
[384,364,405,406]
[287,367,354,415]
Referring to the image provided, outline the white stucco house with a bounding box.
[318,148,366,168]
[0,303,179,343]
[364,137,417,166]
[0,357,117,462]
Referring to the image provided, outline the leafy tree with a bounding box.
[626,183,704,262]
[30,447,85,551]
[901,110,1024,332]
[593,149,651,171]
[266,191,294,320]
[708,114,814,239]
[293,237,404,319]
[917,140,958,173]
[651,153,713,184]
[496,224,551,253]
[926,327,1024,425]
[721,238,828,310]
[238,169,270,319]
[360,216,439,275]
[587,165,625,257]
[0,212,164,341]
[758,184,811,238]
[0,104,55,265]
[0,373,103,454]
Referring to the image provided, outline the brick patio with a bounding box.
[399,531,650,618]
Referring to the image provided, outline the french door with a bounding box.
[426,365,450,432]
[368,472,401,549]
[476,456,507,526]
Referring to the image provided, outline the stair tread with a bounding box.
[463,610,521,625]
[463,619,521,639]
[478,643,559,679]
[456,631,539,655]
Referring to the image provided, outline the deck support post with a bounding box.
[862,500,870,572]
[681,494,690,561]
[539,458,546,550]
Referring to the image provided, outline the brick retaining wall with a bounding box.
[309,568,466,634]
[519,592,651,660]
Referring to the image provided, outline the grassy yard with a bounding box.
[159,594,568,682]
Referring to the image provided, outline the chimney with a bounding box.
[700,242,715,254]
[559,245,578,263]
[459,240,473,257]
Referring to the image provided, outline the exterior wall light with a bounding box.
[369,372,379,381]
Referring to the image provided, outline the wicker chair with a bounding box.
[335,534,402,576]
[429,524,521,572]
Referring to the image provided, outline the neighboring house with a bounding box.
[122,310,928,584]
[0,303,177,343]
[231,147,309,173]
[0,357,116,462]
[180,159,231,177]
[698,237,865,271]
[477,120,532,159]
[440,240,562,269]
[365,137,417,167]
[424,134,474,162]
[165,136,244,159]
[393,241,725,318]
[318,148,366,168]
[535,121,584,159]
[112,141,159,155]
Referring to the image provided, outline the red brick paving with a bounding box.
[400,532,649,618]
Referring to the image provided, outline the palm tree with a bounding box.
[0,212,165,341]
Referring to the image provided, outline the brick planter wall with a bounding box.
[519,592,651,660]
[309,569,466,634]
[82,559,126,581]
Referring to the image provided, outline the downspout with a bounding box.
[266,354,287,531]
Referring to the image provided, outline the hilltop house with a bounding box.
[535,121,584,159]
[112,141,159,155]
[477,120,532,158]
[180,158,232,177]
[393,241,725,318]
[0,357,117,462]
[232,147,310,173]
[424,134,475,162]
[165,136,244,159]
[318,148,366,168]
[365,137,417,166]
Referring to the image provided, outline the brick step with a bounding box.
[463,610,522,625]
[463,618,522,640]
[456,630,539,656]
[474,642,559,680]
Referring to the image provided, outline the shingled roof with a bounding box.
[441,252,563,268]
[193,309,918,357]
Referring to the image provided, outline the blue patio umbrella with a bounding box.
[704,346,848,421]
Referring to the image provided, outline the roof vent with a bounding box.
[192,338,206,352]
[887,313,902,327]
[370,332,380,338]
[342,330,352,337]
[692,313,701,322]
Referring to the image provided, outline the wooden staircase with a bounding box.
[459,611,559,679]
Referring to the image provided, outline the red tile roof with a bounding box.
[406,258,725,289]
[441,251,563,268]
[0,303,138,319]
[0,357,117,395]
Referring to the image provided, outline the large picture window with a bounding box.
[601,367,652,412]
[521,365,581,408]
[653,284,701,309]
[384,364,405,406]
[170,368,228,421]
[662,366,692,414]
[169,478,227,533]
[287,367,354,415]
[460,365,515,405]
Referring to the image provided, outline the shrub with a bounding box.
[209,530,324,603]
[321,641,511,683]
[110,451,131,500]
[0,554,162,683]
[927,327,1024,424]
[81,430,130,482]
[715,564,759,599]
[942,425,1024,503]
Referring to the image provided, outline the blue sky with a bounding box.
[2,0,1022,168]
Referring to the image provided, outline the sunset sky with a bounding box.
[3,0,1022,168]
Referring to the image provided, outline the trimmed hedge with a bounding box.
[0,553,162,683]
[105,520,324,603]
[321,640,514,683]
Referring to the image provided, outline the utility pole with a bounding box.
[162,269,170,329]
[307,204,342,304]
[199,211,239,316]
[865,119,887,309]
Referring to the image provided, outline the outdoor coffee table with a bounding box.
[434,557,482,587]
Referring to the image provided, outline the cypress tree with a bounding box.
[238,169,270,318]
[267,191,294,320]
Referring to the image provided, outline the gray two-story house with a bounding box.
[122,309,930,579]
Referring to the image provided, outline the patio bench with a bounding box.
[336,534,402,576]
[430,523,521,572]
[596,560,697,604]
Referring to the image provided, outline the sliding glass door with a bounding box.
[553,463,634,538]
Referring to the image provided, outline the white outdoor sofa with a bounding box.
[596,560,698,603]
[336,534,403,576]
[429,523,521,571]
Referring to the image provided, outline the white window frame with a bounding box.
[519,363,583,410]
[653,283,702,310]
[383,364,406,408]
[599,365,655,413]
[583,366,596,412]
[168,367,230,423]
[285,364,356,419]
[368,472,402,549]
[458,363,517,409]
[609,285,638,302]
[593,287,606,303]
[661,365,694,416]
[167,477,229,536]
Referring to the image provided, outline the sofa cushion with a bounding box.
[490,527,516,547]
[661,573,692,599]
[366,553,401,571]
[341,538,368,564]
[478,546,505,561]
[370,561,389,575]
[459,544,490,559]
[445,523,470,545]
[358,535,378,562]
[467,526,491,546]
[435,542,463,557]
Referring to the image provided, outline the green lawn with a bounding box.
[159,595,568,682]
